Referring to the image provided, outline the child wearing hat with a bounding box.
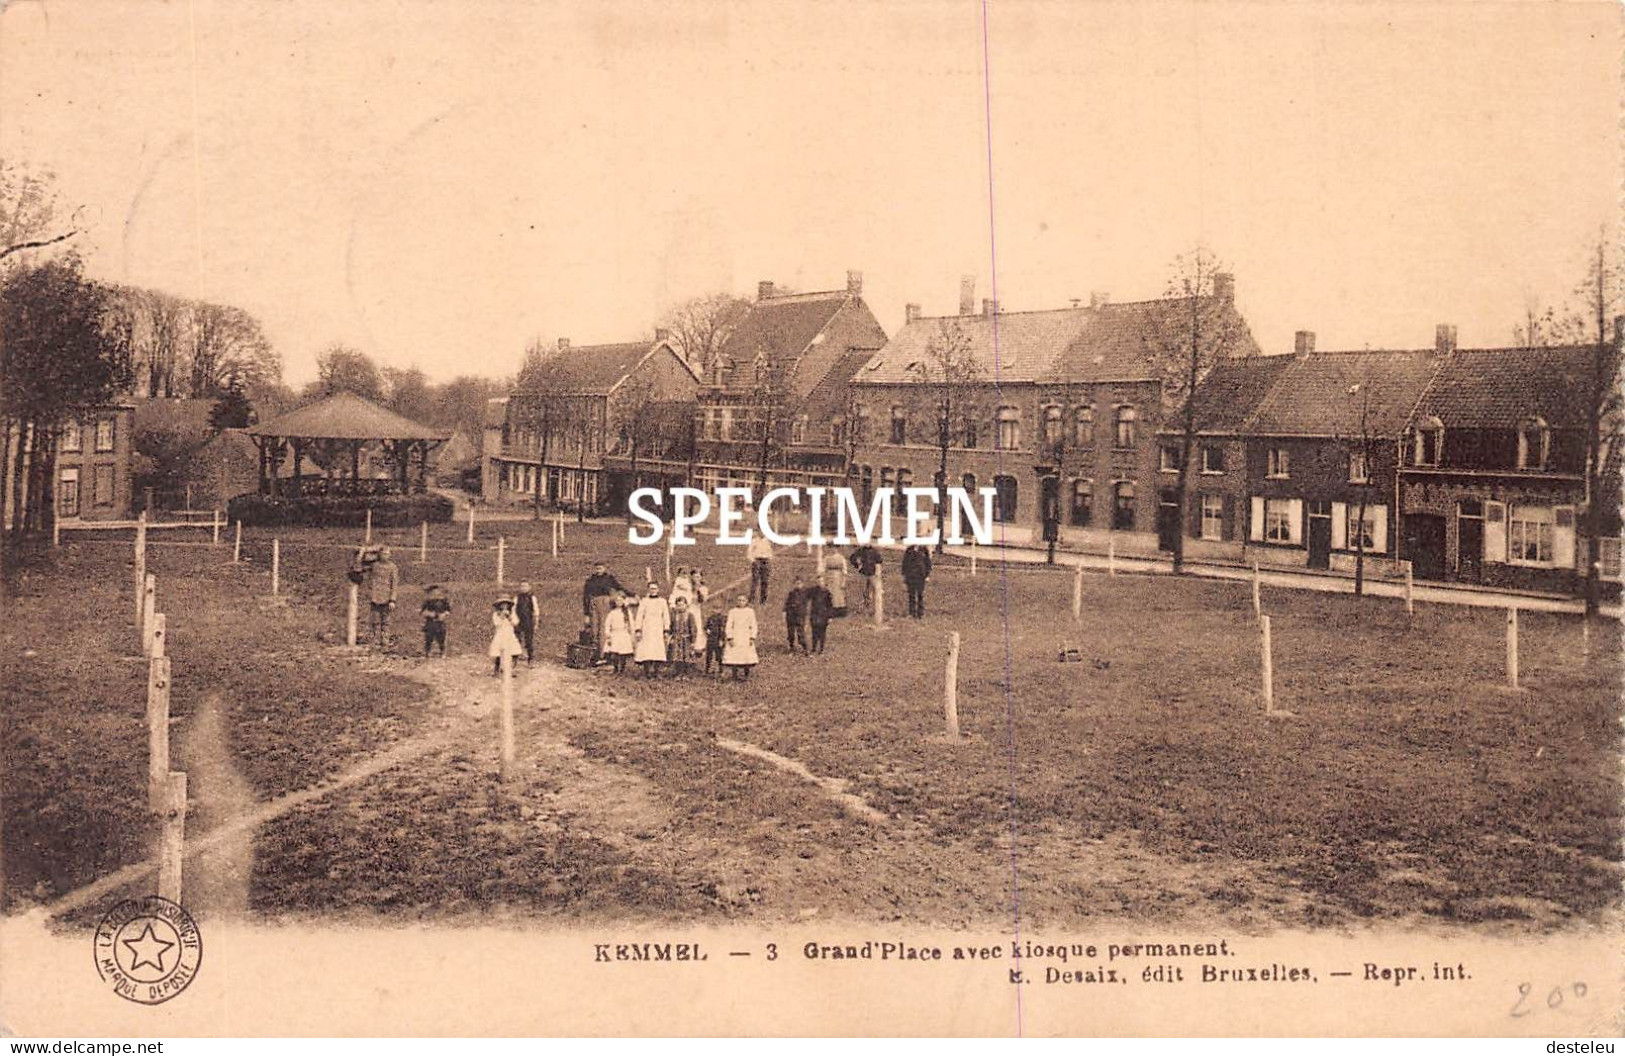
[420,585,452,658]
[489,596,523,676]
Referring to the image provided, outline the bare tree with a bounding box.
[141,290,188,398]
[190,301,278,397]
[907,318,984,551]
[743,355,792,495]
[311,344,384,401]
[0,161,79,269]
[1337,382,1378,597]
[1574,235,1624,619]
[610,375,661,524]
[1142,247,1252,574]
[660,293,749,376]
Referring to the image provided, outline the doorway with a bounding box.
[1307,500,1332,570]
[1457,501,1483,583]
[1405,514,1448,580]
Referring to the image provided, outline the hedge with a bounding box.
[225,492,455,528]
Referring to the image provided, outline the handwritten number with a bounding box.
[1511,982,1533,1018]
[766,943,778,962]
[1512,981,1587,1018]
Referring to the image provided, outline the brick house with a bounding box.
[1398,328,1623,595]
[851,278,1260,550]
[1219,334,1445,575]
[487,336,698,513]
[54,405,137,522]
[690,271,888,494]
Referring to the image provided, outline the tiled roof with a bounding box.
[800,344,882,428]
[1180,354,1296,434]
[1042,297,1261,384]
[1245,350,1443,438]
[857,296,1259,386]
[516,341,661,397]
[247,392,449,441]
[1412,344,1608,431]
[714,292,850,396]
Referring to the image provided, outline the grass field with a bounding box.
[4,517,1620,929]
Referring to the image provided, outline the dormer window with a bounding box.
[791,414,809,445]
[1413,416,1443,467]
[1517,416,1550,470]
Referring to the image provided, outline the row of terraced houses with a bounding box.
[482,270,1622,598]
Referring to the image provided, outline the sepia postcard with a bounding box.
[1,0,1621,1040]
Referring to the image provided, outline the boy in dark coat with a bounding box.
[514,581,538,664]
[702,609,728,675]
[807,580,835,654]
[901,544,932,618]
[420,585,452,657]
[782,576,810,655]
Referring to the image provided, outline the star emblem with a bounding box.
[121,923,176,973]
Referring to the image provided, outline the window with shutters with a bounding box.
[1508,505,1554,564]
[1346,507,1377,551]
[1265,497,1293,542]
[1267,446,1290,479]
[1071,479,1093,527]
[1200,494,1223,540]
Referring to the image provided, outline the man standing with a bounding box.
[782,576,810,655]
[849,543,882,614]
[366,546,399,647]
[514,581,538,664]
[582,561,625,664]
[902,544,932,619]
[747,533,773,603]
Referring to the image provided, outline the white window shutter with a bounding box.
[1250,496,1264,541]
[1484,501,1506,563]
[1371,504,1388,554]
[1287,498,1304,545]
[1331,502,1347,550]
[1553,505,1576,568]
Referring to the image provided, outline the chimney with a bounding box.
[1294,330,1315,355]
[1434,323,1457,355]
[653,327,670,343]
[758,280,776,302]
[904,303,922,324]
[959,275,976,316]
[557,337,570,351]
[846,269,864,297]
[1089,290,1110,309]
[1212,272,1235,303]
[982,298,1000,317]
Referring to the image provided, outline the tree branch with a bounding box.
[0,227,79,261]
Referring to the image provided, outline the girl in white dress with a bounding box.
[601,595,635,674]
[488,598,523,676]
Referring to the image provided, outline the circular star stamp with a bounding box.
[93,896,203,1005]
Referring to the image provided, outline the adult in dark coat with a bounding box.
[514,581,538,663]
[807,581,835,654]
[582,562,625,663]
[849,544,883,614]
[901,544,932,618]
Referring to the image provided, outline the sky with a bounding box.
[0,0,1619,386]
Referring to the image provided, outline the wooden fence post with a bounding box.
[1071,562,1083,621]
[872,572,885,628]
[52,512,60,548]
[134,511,148,628]
[364,507,373,545]
[551,515,559,559]
[211,509,220,546]
[271,538,280,596]
[499,652,515,782]
[1107,536,1116,578]
[815,542,826,587]
[1404,561,1414,616]
[149,613,166,660]
[664,534,673,584]
[944,631,961,738]
[970,541,977,577]
[147,656,171,812]
[497,536,506,586]
[467,503,475,544]
[157,772,186,904]
[347,583,359,647]
[417,520,428,564]
[1251,559,1262,618]
[142,574,157,654]
[1260,614,1275,714]
[233,521,242,563]
[1506,607,1520,689]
